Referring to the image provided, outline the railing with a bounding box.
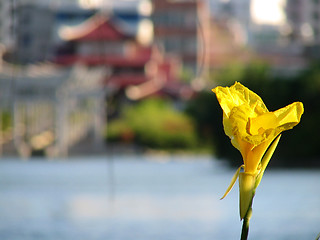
[0,63,107,158]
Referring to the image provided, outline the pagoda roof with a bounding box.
[106,74,150,89]
[54,54,150,67]
[59,13,129,42]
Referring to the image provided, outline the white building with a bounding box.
[209,0,252,44]
[0,1,17,51]
[210,0,289,48]
[285,0,320,45]
[4,0,150,64]
[152,0,211,73]
[0,63,107,157]
[15,3,55,63]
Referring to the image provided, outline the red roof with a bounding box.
[54,55,150,67]
[154,27,196,36]
[59,14,128,42]
[106,74,150,88]
[77,21,127,41]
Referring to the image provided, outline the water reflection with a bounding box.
[0,156,319,240]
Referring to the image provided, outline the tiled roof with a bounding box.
[59,14,128,42]
[54,55,150,67]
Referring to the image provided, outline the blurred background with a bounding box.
[0,0,320,239]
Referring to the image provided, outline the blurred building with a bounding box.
[285,0,320,60]
[15,3,55,63]
[285,0,318,45]
[209,0,252,44]
[227,0,252,43]
[54,12,193,104]
[6,0,151,64]
[55,13,151,81]
[0,63,106,157]
[52,6,97,46]
[0,1,17,51]
[151,0,211,75]
[208,18,253,69]
[11,1,98,64]
[210,0,291,49]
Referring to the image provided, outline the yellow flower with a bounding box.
[212,82,304,219]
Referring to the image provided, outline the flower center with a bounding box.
[247,112,278,136]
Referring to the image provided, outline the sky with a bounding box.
[251,0,286,25]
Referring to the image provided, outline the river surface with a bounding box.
[0,155,319,240]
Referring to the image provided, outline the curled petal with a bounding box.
[255,134,281,189]
[212,82,268,118]
[247,112,278,136]
[220,165,244,200]
[247,102,304,145]
[273,102,304,131]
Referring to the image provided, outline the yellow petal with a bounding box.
[244,101,302,172]
[223,109,247,152]
[273,102,304,131]
[255,134,281,189]
[215,83,271,153]
[239,172,256,220]
[247,112,278,136]
[244,140,271,173]
[220,165,244,200]
[212,82,268,118]
[213,82,304,174]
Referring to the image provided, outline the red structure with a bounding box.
[54,13,194,101]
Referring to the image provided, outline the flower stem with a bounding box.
[240,207,252,240]
[240,188,255,240]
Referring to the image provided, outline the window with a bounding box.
[313,28,318,38]
[22,34,31,47]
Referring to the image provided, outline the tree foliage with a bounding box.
[106,98,198,150]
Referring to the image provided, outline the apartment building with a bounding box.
[0,1,17,52]
[151,0,211,74]
[15,3,55,63]
[285,0,320,44]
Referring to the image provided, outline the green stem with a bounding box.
[240,189,255,240]
[240,207,252,240]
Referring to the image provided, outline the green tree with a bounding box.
[106,98,198,150]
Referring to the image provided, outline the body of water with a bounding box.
[0,155,319,240]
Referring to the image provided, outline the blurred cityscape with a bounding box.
[0,0,319,164]
[1,3,320,240]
